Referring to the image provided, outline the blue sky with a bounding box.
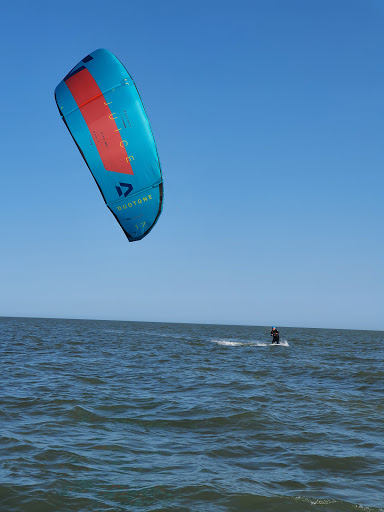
[1,0,383,330]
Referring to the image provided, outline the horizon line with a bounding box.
[0,314,382,333]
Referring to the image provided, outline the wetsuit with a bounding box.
[271,329,280,344]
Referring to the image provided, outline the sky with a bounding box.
[0,0,383,330]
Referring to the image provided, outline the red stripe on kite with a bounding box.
[65,68,134,175]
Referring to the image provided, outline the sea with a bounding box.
[1,317,383,512]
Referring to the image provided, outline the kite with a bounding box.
[55,49,163,241]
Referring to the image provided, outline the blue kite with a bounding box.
[55,49,163,241]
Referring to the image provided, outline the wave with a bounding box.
[210,338,289,347]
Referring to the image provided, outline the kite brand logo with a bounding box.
[117,195,152,210]
[116,183,133,197]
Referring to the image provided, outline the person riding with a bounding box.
[271,326,280,344]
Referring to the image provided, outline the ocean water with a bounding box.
[0,317,383,512]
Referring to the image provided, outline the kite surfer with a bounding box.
[271,327,280,344]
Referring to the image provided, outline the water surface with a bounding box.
[1,317,383,511]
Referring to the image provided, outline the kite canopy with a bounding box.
[55,49,163,241]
